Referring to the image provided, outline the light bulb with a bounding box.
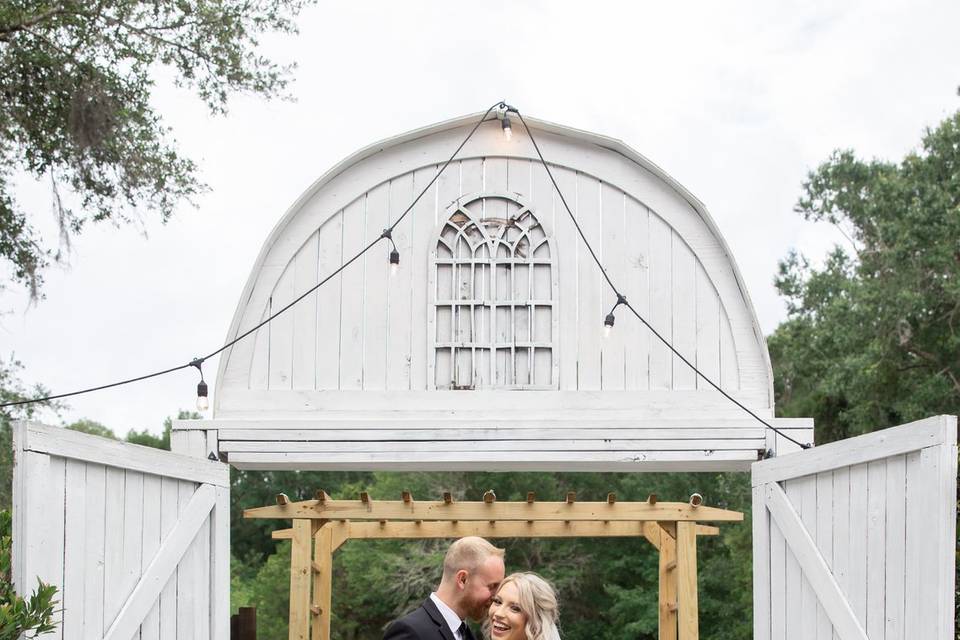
[197,380,209,411]
[389,249,400,276]
[501,115,512,141]
[603,312,615,338]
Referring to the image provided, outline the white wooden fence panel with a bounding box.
[752,415,957,640]
[12,422,230,640]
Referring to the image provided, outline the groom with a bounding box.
[383,536,506,640]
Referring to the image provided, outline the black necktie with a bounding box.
[458,622,473,640]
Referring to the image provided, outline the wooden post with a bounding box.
[658,522,677,640]
[312,523,334,640]
[289,519,313,640]
[676,521,698,640]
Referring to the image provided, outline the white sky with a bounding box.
[4,0,959,435]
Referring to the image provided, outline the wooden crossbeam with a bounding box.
[246,499,743,522]
[270,521,722,543]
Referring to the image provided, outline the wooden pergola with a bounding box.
[245,491,744,640]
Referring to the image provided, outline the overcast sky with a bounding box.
[5,0,959,434]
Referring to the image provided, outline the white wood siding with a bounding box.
[217,116,769,414]
[12,422,231,640]
[751,415,958,640]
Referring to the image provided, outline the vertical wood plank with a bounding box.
[658,525,677,640]
[338,197,367,390]
[671,233,697,390]
[814,471,834,640]
[121,470,145,628]
[600,183,625,390]
[248,304,271,390]
[752,486,771,640]
[103,465,126,630]
[312,524,334,640]
[694,263,720,391]
[935,424,958,640]
[576,173,602,389]
[386,173,414,390]
[141,474,162,640]
[624,198,650,390]
[194,498,211,637]
[865,460,886,639]
[797,476,817,640]
[316,211,344,389]
[883,455,906,640]
[719,311,740,391]
[268,263,296,389]
[291,231,320,390]
[784,481,801,640]
[363,182,390,390]
[914,447,939,639]
[648,214,672,389]
[158,477,179,640]
[831,467,850,640]
[289,519,313,640]
[902,451,922,637]
[83,463,107,640]
[211,485,231,640]
[63,460,87,638]
[770,499,787,640]
[177,480,197,640]
[847,464,868,627]
[551,166,578,390]
[676,521,698,640]
[409,167,437,390]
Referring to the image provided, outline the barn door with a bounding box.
[12,421,230,640]
[751,415,957,640]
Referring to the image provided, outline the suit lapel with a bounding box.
[421,597,458,640]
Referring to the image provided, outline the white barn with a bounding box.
[11,111,956,640]
[180,111,812,469]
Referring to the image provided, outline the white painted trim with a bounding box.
[227,449,758,472]
[752,415,952,486]
[763,483,868,640]
[219,438,764,453]
[16,421,228,487]
[102,484,216,640]
[937,416,958,638]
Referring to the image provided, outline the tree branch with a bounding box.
[0,6,69,40]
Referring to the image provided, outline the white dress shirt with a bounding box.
[429,592,466,640]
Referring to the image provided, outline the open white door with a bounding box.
[12,421,230,640]
[752,415,957,640]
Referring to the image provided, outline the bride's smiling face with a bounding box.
[488,582,527,640]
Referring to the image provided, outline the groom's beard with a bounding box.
[466,598,490,623]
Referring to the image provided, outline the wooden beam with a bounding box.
[288,519,312,640]
[676,522,698,640]
[245,499,743,522]
[270,520,723,543]
[312,524,333,640]
[276,493,290,506]
[658,523,677,640]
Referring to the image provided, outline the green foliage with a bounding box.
[0,0,313,297]
[230,470,754,640]
[0,510,58,638]
[770,110,960,443]
[65,418,115,439]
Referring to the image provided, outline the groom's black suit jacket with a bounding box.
[382,597,475,640]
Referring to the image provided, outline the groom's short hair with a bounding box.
[442,536,505,580]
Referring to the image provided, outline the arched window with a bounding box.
[429,193,557,389]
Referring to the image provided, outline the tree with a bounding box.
[0,0,312,297]
[770,110,960,443]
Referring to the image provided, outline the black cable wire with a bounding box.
[0,103,504,410]
[514,111,811,450]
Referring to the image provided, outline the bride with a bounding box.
[483,572,561,640]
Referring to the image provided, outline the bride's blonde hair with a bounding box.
[483,572,561,640]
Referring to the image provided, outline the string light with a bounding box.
[383,228,400,276]
[500,104,517,141]
[604,294,627,338]
[191,358,209,412]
